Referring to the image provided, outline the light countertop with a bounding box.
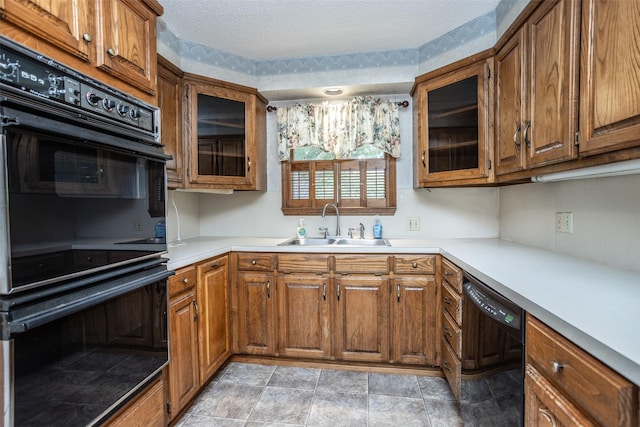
[165,236,640,385]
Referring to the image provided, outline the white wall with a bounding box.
[499,175,640,273]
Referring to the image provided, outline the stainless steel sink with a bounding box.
[278,237,336,246]
[277,237,390,247]
[335,238,391,246]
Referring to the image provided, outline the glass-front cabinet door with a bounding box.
[412,55,493,186]
[183,74,266,190]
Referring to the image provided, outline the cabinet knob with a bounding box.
[551,360,563,373]
[182,278,188,284]
[251,259,257,265]
[106,48,116,57]
[83,33,93,42]
[412,262,418,268]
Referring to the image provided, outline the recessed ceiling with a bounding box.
[159,0,501,62]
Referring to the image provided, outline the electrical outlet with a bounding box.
[555,212,573,233]
[406,216,421,231]
[132,219,143,231]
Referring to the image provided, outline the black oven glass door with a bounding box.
[2,125,167,294]
[3,268,170,427]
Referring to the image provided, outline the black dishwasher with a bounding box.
[461,272,524,426]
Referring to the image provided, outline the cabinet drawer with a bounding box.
[168,265,197,298]
[441,338,461,403]
[334,254,389,275]
[394,255,436,274]
[237,253,275,271]
[526,315,636,427]
[442,310,462,358]
[441,282,462,326]
[278,254,331,273]
[441,257,463,293]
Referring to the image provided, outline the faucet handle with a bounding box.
[348,227,358,239]
[359,223,365,239]
[318,227,329,238]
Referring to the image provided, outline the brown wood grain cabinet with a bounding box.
[335,274,390,363]
[578,0,640,155]
[495,0,580,176]
[0,0,162,99]
[196,255,231,384]
[158,56,185,189]
[391,275,438,365]
[104,377,166,427]
[182,74,267,191]
[167,266,199,421]
[412,52,494,187]
[525,315,638,426]
[277,272,333,359]
[235,253,277,355]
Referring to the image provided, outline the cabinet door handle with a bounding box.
[513,124,522,150]
[322,283,326,301]
[193,300,199,321]
[337,282,341,301]
[523,120,531,148]
[444,326,453,337]
[266,280,271,298]
[106,47,116,57]
[247,156,251,172]
[551,360,563,373]
[421,150,426,168]
[209,262,222,270]
[443,296,452,306]
[397,284,401,302]
[443,360,452,373]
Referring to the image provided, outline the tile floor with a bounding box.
[175,361,463,426]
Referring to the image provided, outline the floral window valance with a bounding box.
[277,96,401,161]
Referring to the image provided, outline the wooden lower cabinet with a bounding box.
[525,315,638,426]
[335,275,389,363]
[167,266,199,421]
[104,378,165,427]
[196,255,232,384]
[236,271,277,355]
[277,273,332,359]
[391,276,438,365]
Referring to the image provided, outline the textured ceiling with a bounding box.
[159,0,501,61]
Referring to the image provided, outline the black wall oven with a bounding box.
[1,36,173,426]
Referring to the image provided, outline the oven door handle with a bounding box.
[4,266,173,338]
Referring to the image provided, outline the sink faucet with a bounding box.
[321,202,340,237]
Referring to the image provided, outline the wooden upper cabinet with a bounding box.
[95,0,160,95]
[412,52,494,187]
[158,56,184,189]
[0,0,92,61]
[578,0,640,155]
[495,0,580,176]
[183,74,267,191]
[0,0,162,100]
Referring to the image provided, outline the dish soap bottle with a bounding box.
[296,219,307,239]
[373,215,383,239]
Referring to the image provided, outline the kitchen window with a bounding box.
[281,153,396,215]
[277,97,400,215]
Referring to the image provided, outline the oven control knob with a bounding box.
[117,104,130,116]
[129,108,141,119]
[102,98,116,111]
[87,92,102,105]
